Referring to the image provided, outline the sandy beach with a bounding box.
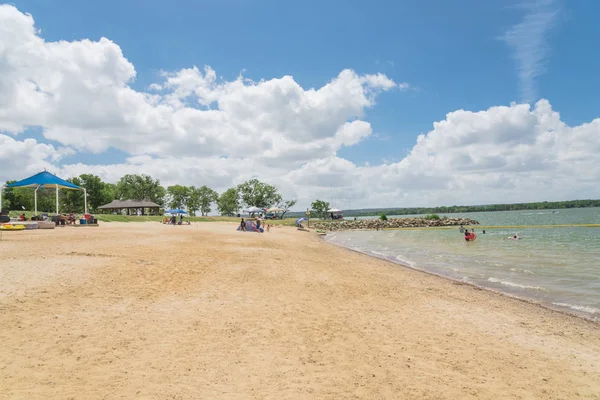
[1,222,599,399]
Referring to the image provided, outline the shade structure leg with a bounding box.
[84,188,88,215]
[55,184,59,214]
[34,187,38,215]
[0,186,3,212]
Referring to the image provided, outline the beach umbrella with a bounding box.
[245,206,263,213]
[267,207,284,213]
[165,209,187,214]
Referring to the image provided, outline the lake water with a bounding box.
[328,208,600,322]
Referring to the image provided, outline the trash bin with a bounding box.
[80,219,87,225]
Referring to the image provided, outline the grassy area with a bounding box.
[3,210,300,226]
[95,215,301,225]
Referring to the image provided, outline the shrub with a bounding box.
[379,213,388,221]
[424,214,441,220]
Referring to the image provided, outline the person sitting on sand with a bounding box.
[240,218,246,231]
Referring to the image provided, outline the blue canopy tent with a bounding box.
[165,209,187,215]
[0,171,87,216]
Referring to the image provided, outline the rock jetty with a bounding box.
[312,217,479,231]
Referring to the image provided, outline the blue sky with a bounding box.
[14,0,599,166]
[2,0,599,208]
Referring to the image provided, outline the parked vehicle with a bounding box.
[264,213,281,220]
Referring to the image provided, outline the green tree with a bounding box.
[311,199,330,219]
[188,186,218,216]
[78,174,110,212]
[2,181,32,211]
[166,185,191,209]
[37,187,56,213]
[278,199,297,218]
[116,174,166,206]
[101,183,117,205]
[60,174,110,213]
[186,187,200,216]
[217,188,240,216]
[237,179,282,209]
[2,182,57,213]
[61,177,84,212]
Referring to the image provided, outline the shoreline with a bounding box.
[322,235,600,325]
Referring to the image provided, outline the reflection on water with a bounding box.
[330,208,600,321]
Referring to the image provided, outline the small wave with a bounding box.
[509,268,535,275]
[370,250,387,257]
[552,302,599,315]
[487,277,549,292]
[395,254,415,267]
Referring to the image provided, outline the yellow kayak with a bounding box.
[0,224,26,231]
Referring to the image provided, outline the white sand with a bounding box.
[0,222,599,399]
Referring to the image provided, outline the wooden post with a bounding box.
[306,208,310,228]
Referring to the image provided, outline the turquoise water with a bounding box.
[329,208,600,321]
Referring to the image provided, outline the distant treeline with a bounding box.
[289,199,600,218]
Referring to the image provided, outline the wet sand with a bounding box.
[1,222,599,399]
